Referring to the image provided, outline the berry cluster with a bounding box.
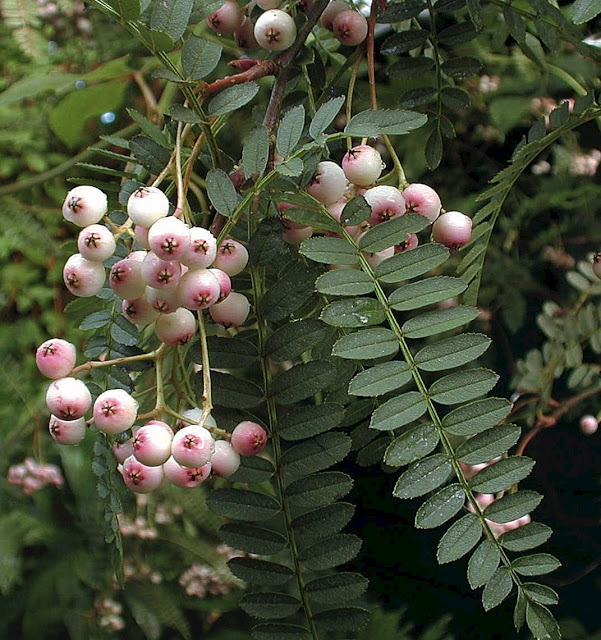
[37,185,269,495]
[7,458,64,495]
[281,145,472,256]
[207,0,368,53]
[62,185,251,338]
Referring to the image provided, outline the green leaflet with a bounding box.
[291,503,356,541]
[228,557,294,586]
[388,275,468,310]
[240,592,301,620]
[456,424,522,464]
[498,522,553,551]
[218,523,287,555]
[281,433,352,476]
[415,483,465,529]
[442,397,513,436]
[375,243,449,283]
[305,572,369,605]
[298,533,362,570]
[370,391,428,431]
[384,424,440,467]
[207,488,281,521]
[470,457,535,494]
[332,328,398,360]
[414,333,491,371]
[393,453,452,499]
[484,491,542,524]
[437,513,482,564]
[348,360,412,397]
[482,567,513,611]
[429,368,499,405]
[467,540,500,589]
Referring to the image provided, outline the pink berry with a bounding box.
[146,286,180,315]
[134,225,150,249]
[77,224,116,262]
[211,440,241,477]
[402,183,442,223]
[234,17,261,49]
[140,252,182,289]
[36,338,77,379]
[209,291,250,327]
[93,389,139,435]
[163,457,212,488]
[121,455,164,493]
[208,268,232,301]
[230,421,267,456]
[207,0,245,34]
[133,422,174,466]
[341,145,383,187]
[127,186,170,228]
[320,0,348,30]
[212,240,249,276]
[113,437,134,464]
[63,253,106,298]
[181,227,218,269]
[363,245,394,269]
[254,9,297,52]
[364,185,405,225]
[432,211,472,250]
[46,377,92,420]
[49,415,87,445]
[110,258,146,300]
[177,268,221,310]
[147,217,191,262]
[171,425,215,467]
[332,10,368,46]
[307,161,348,205]
[62,186,108,227]
[284,226,313,244]
[154,307,197,345]
[394,233,419,253]
[580,414,598,435]
[122,296,160,326]
[176,408,217,430]
[256,0,282,8]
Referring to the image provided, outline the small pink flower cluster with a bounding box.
[117,513,158,539]
[94,597,125,632]
[7,458,64,495]
[179,563,241,599]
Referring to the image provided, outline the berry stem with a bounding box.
[196,310,214,428]
[70,347,164,376]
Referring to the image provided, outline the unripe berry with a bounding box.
[63,253,106,298]
[146,286,180,315]
[121,455,164,493]
[231,421,267,456]
[36,339,77,379]
[254,9,297,52]
[122,296,160,326]
[147,217,191,262]
[593,252,601,280]
[110,257,146,300]
[62,185,108,227]
[207,0,245,34]
[77,224,116,262]
[171,425,215,467]
[46,377,92,420]
[140,252,182,289]
[209,268,232,301]
[127,186,170,228]
[212,240,249,276]
[163,457,212,488]
[209,291,250,327]
[394,233,419,253]
[432,211,472,250]
[93,389,139,435]
[341,145,383,186]
[307,161,348,205]
[113,437,134,464]
[155,307,197,345]
[211,440,241,477]
[127,250,148,263]
[320,0,348,30]
[49,415,87,445]
[364,185,405,225]
[580,414,598,435]
[181,227,218,269]
[234,17,261,49]
[332,10,368,46]
[402,183,442,223]
[133,422,174,466]
[177,268,221,310]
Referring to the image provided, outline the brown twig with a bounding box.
[366,0,386,110]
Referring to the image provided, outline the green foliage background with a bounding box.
[1,0,601,638]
